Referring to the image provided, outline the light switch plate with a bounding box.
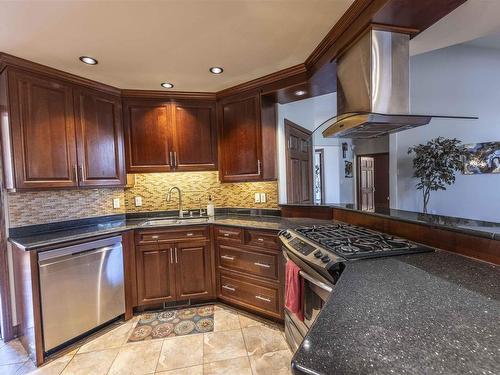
[134,196,143,207]
[254,192,261,203]
[113,198,121,209]
[260,193,267,203]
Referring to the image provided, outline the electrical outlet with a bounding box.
[113,198,121,209]
[254,192,261,203]
[134,196,143,207]
[260,193,267,203]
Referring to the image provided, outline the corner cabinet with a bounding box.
[1,68,125,190]
[217,92,277,182]
[122,99,217,173]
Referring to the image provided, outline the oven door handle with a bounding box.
[299,270,332,293]
[283,250,333,293]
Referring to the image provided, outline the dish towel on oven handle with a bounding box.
[285,260,304,322]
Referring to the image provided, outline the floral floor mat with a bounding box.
[128,305,214,342]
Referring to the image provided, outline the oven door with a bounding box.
[283,250,333,351]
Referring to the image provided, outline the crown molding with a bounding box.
[121,89,216,101]
[0,52,121,96]
[216,63,307,99]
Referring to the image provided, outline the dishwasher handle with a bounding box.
[38,236,122,263]
[39,245,118,268]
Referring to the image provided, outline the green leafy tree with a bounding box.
[408,137,469,214]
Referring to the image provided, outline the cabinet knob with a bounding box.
[223,233,230,237]
[257,238,264,242]
[151,235,159,240]
[221,255,235,261]
[186,232,193,237]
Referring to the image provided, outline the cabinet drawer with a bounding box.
[219,273,280,315]
[218,244,279,280]
[136,226,209,244]
[245,229,279,249]
[214,226,243,243]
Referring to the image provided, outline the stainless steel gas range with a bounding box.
[279,223,434,352]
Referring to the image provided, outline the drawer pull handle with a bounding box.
[222,285,236,292]
[151,235,159,240]
[186,233,194,237]
[257,238,264,242]
[223,233,230,237]
[254,262,270,268]
[221,255,235,261]
[255,295,271,303]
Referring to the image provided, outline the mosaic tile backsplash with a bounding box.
[124,172,278,213]
[8,171,279,227]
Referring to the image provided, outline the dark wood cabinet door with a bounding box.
[172,102,217,171]
[219,94,263,182]
[123,101,172,173]
[9,70,78,189]
[74,88,125,186]
[285,119,313,204]
[136,245,176,305]
[175,241,214,300]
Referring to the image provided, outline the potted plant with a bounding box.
[408,137,469,214]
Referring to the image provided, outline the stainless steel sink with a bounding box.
[140,217,210,227]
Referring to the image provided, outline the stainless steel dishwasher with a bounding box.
[38,236,125,352]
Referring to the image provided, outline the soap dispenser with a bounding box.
[207,194,215,217]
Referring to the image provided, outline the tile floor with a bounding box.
[0,304,293,375]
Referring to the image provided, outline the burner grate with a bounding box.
[295,224,432,259]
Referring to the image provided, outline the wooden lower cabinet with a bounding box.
[175,241,213,300]
[134,228,215,306]
[136,244,176,305]
[215,226,284,320]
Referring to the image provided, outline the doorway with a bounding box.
[356,153,389,211]
[284,119,313,204]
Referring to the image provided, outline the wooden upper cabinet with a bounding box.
[218,94,262,182]
[123,99,217,173]
[73,88,125,186]
[8,70,79,189]
[123,100,172,173]
[172,102,217,171]
[218,93,277,182]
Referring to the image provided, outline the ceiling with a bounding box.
[410,0,500,56]
[0,0,353,92]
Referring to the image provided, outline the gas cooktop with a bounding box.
[294,223,433,260]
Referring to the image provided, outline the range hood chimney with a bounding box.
[322,28,475,139]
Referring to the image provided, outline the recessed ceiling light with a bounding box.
[160,82,174,89]
[295,90,307,96]
[209,67,224,74]
[79,56,98,65]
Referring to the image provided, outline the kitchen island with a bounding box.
[291,250,500,375]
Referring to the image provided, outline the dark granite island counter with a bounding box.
[292,250,500,375]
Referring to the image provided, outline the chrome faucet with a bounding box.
[166,186,186,218]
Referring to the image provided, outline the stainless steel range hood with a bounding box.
[322,29,476,139]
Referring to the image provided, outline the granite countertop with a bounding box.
[281,203,500,240]
[292,250,500,375]
[8,213,331,251]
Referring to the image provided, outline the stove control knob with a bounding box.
[321,255,331,263]
[284,231,292,239]
[314,250,323,258]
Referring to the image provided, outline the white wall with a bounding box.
[277,93,354,204]
[390,44,500,222]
